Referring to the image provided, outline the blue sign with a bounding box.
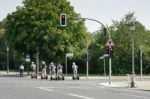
[26,50,30,62]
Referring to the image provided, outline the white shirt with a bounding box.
[31,63,36,70]
[72,64,78,70]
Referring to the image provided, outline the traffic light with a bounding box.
[60,13,67,26]
[106,46,113,57]
[109,46,113,57]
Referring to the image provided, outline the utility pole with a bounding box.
[86,51,89,79]
[140,48,143,80]
[6,46,9,73]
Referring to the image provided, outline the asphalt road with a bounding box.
[0,76,150,99]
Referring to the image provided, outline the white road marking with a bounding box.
[69,94,95,99]
[120,93,149,99]
[36,87,54,91]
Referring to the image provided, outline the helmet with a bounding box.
[32,62,34,64]
[51,62,53,65]
[42,61,46,65]
[73,62,75,65]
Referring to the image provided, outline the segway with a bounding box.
[41,69,48,80]
[57,72,65,80]
[72,74,79,80]
[50,72,57,81]
[72,70,79,80]
[31,72,37,79]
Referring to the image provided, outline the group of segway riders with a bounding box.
[19,61,79,80]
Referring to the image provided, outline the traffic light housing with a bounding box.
[60,13,67,26]
[107,46,113,57]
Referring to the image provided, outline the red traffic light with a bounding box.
[60,13,67,26]
[106,46,114,57]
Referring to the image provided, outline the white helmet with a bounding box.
[42,61,46,65]
[51,62,53,65]
[32,62,34,64]
[73,62,75,65]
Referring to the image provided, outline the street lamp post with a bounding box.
[140,48,143,80]
[6,46,9,73]
[86,47,89,79]
[130,21,135,87]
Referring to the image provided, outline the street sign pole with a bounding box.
[106,39,114,85]
[140,48,143,80]
[104,57,106,76]
[66,55,67,76]
[86,51,89,79]
[109,56,112,85]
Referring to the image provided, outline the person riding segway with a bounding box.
[41,61,48,80]
[57,63,64,80]
[72,62,79,80]
[49,62,57,80]
[19,64,24,77]
[31,62,37,79]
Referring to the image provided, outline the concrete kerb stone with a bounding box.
[100,81,150,91]
[100,82,129,88]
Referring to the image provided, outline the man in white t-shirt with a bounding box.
[72,62,78,75]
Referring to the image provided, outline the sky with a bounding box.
[0,0,150,32]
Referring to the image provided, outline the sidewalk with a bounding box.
[100,80,150,91]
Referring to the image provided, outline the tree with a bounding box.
[4,0,88,65]
[0,21,6,70]
[112,12,150,74]
[88,12,150,75]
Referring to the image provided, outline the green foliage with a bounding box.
[4,0,88,65]
[89,12,150,74]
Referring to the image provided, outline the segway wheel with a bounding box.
[55,77,58,81]
[58,76,60,80]
[35,75,37,79]
[46,76,48,80]
[62,76,65,80]
[77,76,79,80]
[72,76,75,80]
[50,77,53,80]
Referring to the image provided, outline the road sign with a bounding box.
[66,53,73,57]
[106,38,115,46]
[99,56,104,59]
[104,54,109,57]
[26,51,30,62]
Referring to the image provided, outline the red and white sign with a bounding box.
[106,38,115,47]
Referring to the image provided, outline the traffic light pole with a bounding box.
[109,56,112,85]
[108,46,112,85]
